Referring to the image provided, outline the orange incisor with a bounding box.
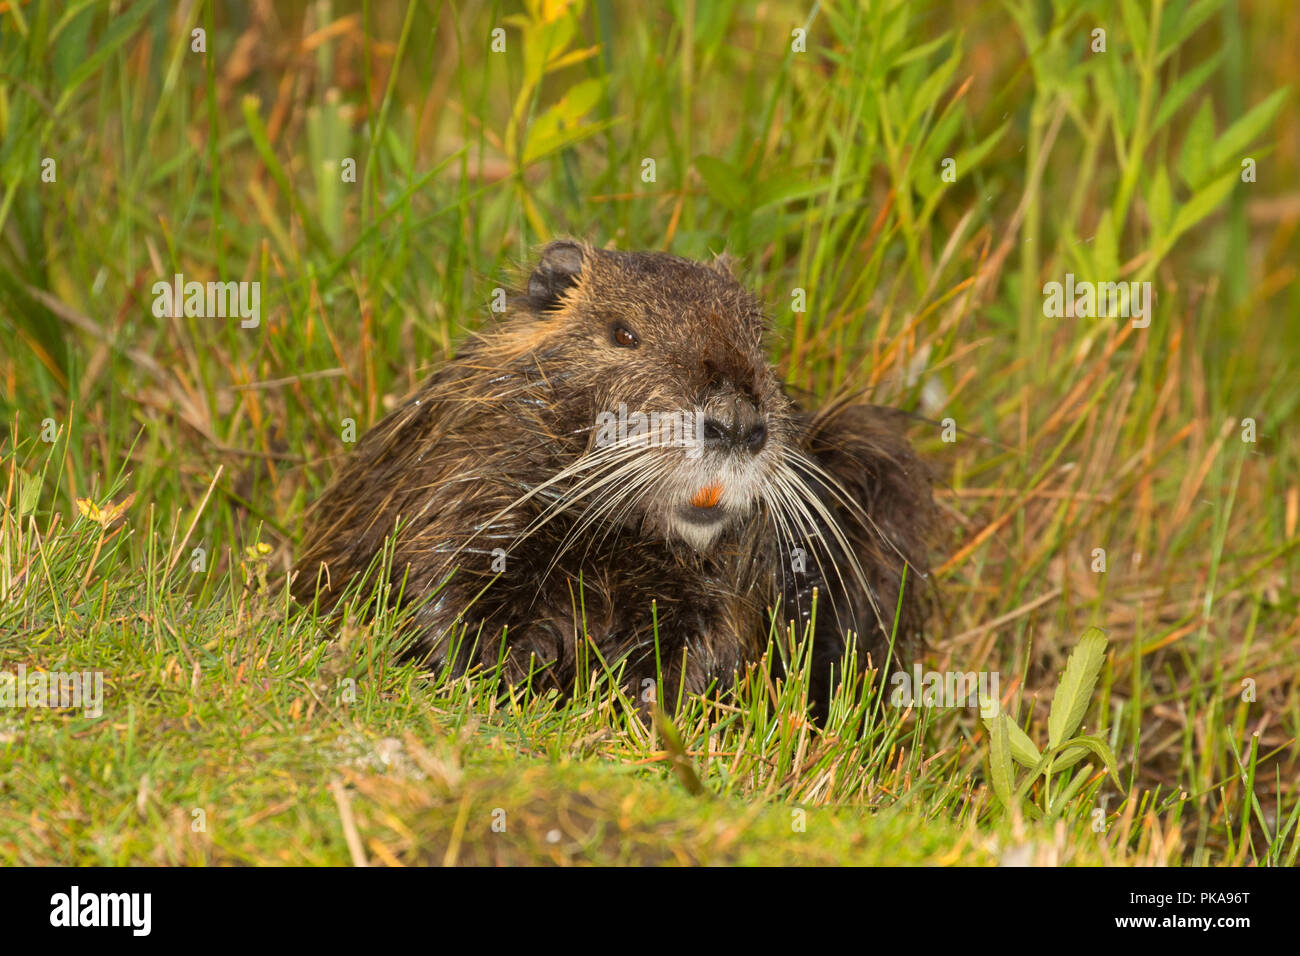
[690,482,724,508]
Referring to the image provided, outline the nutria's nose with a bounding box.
[701,412,768,454]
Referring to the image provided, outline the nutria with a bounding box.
[292,240,936,718]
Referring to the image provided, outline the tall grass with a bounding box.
[0,0,1296,864]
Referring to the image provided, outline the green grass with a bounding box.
[1,0,1297,865]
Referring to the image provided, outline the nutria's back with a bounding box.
[293,241,935,716]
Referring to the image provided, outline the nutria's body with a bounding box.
[292,241,935,716]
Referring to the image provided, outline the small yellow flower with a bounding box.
[243,542,272,561]
[76,493,136,528]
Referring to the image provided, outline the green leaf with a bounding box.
[1119,0,1149,56]
[981,694,1042,768]
[753,170,838,209]
[1065,234,1097,281]
[1177,99,1215,190]
[1158,0,1229,64]
[894,31,955,68]
[558,77,604,119]
[919,109,964,175]
[1210,87,1290,171]
[55,1,156,116]
[1007,719,1042,768]
[1152,52,1222,133]
[1050,735,1123,787]
[50,5,95,89]
[1109,54,1139,134]
[521,118,611,167]
[988,714,1018,810]
[521,78,606,165]
[880,1,909,56]
[1049,743,1092,772]
[17,467,41,516]
[693,155,748,212]
[1047,627,1108,748]
[1166,167,1239,247]
[951,118,1009,181]
[1093,209,1119,279]
[523,14,577,85]
[1048,762,1098,813]
[905,44,961,135]
[1148,165,1172,239]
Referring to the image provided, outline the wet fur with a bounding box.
[292,242,936,717]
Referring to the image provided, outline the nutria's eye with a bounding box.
[612,324,640,348]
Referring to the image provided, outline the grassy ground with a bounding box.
[1,0,1297,865]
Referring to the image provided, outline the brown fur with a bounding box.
[292,241,936,717]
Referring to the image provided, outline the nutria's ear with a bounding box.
[527,240,586,314]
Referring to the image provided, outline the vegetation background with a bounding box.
[1,0,1296,865]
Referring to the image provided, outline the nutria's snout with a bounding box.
[608,362,787,552]
[651,396,786,552]
[700,405,768,454]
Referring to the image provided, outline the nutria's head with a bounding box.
[504,240,794,552]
